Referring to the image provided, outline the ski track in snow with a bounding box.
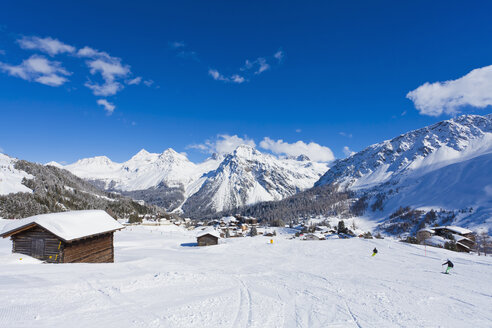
[0,224,491,327]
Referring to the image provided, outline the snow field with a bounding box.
[0,225,491,327]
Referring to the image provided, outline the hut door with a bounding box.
[32,238,45,258]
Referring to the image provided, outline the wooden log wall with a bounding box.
[63,233,114,263]
[197,235,218,246]
[11,226,64,263]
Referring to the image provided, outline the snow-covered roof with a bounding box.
[456,241,471,251]
[424,235,447,247]
[434,226,473,235]
[418,228,435,234]
[197,230,220,238]
[0,210,124,242]
[220,216,238,223]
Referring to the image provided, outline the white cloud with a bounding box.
[85,81,122,96]
[255,58,270,74]
[79,49,130,96]
[0,50,5,55]
[188,134,256,154]
[339,132,353,138]
[0,55,70,86]
[143,79,154,87]
[212,50,284,83]
[169,41,199,62]
[208,69,223,81]
[231,74,245,83]
[407,65,492,116]
[97,99,115,115]
[0,146,3,153]
[274,50,284,62]
[259,137,335,162]
[17,36,75,56]
[215,135,255,153]
[208,69,246,84]
[295,129,302,133]
[35,74,68,86]
[169,41,185,49]
[126,76,142,85]
[76,46,113,60]
[87,58,129,81]
[343,146,355,157]
[241,57,270,75]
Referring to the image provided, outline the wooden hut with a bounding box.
[0,210,123,263]
[197,231,219,246]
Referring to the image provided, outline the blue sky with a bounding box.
[1,1,492,164]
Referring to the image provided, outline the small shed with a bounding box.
[0,210,123,263]
[197,231,220,246]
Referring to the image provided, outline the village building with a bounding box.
[196,231,220,246]
[0,210,123,263]
[417,225,476,252]
[302,233,326,241]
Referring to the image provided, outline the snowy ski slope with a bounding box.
[0,224,491,328]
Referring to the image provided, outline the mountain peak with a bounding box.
[78,156,113,164]
[232,144,259,158]
[161,148,180,156]
[133,149,151,158]
[296,154,311,161]
[45,161,63,168]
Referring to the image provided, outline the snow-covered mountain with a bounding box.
[316,113,492,230]
[0,153,161,219]
[0,153,34,195]
[181,145,328,216]
[63,148,218,191]
[60,146,328,216]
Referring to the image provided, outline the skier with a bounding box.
[442,259,454,274]
[372,247,378,256]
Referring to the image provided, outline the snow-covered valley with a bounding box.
[1,223,491,328]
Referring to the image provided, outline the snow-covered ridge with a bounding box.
[317,114,492,190]
[315,113,492,230]
[0,153,33,195]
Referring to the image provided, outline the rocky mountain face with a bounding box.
[316,114,492,232]
[0,153,162,219]
[181,145,328,217]
[59,145,328,217]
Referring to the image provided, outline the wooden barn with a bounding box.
[0,210,124,263]
[197,231,220,246]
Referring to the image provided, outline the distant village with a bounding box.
[124,212,490,254]
[1,209,490,265]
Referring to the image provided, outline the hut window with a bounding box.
[32,238,45,258]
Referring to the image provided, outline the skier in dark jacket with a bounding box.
[442,259,454,274]
[372,247,378,256]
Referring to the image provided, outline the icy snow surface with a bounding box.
[0,210,123,242]
[0,225,491,327]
